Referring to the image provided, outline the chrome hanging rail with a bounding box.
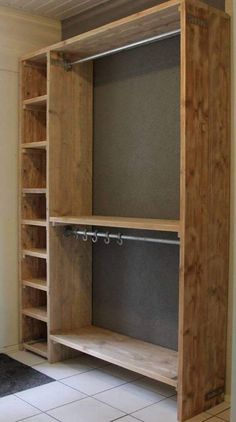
[64,226,180,246]
[66,29,181,69]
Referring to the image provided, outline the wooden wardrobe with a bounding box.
[19,0,230,420]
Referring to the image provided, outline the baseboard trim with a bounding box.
[224,394,231,404]
[0,344,20,354]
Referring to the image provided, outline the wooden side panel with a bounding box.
[179,1,230,420]
[48,53,93,362]
[49,53,93,217]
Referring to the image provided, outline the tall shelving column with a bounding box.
[20,52,49,358]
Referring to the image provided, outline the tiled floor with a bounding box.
[1,350,230,422]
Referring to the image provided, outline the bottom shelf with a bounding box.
[50,326,178,387]
[23,339,48,358]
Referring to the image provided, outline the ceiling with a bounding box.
[0,0,113,20]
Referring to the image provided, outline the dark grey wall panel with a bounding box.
[93,231,179,350]
[62,0,225,39]
[92,38,180,350]
[93,37,180,219]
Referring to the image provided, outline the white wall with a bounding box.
[0,6,61,351]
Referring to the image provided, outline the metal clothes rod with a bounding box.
[64,226,180,246]
[67,29,181,67]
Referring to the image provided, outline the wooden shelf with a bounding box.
[22,248,47,259]
[22,188,47,195]
[22,219,47,227]
[21,141,47,150]
[22,306,48,322]
[50,326,178,387]
[23,95,47,110]
[23,339,48,358]
[22,278,47,291]
[50,215,180,232]
[24,1,180,61]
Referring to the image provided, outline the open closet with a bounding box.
[19,0,230,420]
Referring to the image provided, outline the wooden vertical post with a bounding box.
[48,52,93,362]
[179,1,230,420]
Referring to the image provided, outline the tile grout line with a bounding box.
[12,366,177,421]
[7,353,231,422]
[17,409,61,422]
[13,391,90,416]
[30,361,115,380]
[92,390,169,418]
[12,393,46,414]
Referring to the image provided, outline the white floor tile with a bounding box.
[112,417,140,422]
[48,397,124,422]
[217,409,230,421]
[22,414,57,422]
[33,357,93,380]
[102,364,141,382]
[15,381,85,411]
[132,398,177,422]
[0,395,39,422]
[207,402,230,416]
[95,382,164,413]
[134,377,176,398]
[61,369,126,395]
[7,350,46,366]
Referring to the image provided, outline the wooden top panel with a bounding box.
[22,0,180,61]
[50,215,180,232]
[50,325,178,387]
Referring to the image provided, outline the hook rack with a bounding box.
[64,226,180,246]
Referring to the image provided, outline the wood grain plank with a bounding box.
[50,325,178,387]
[22,1,180,61]
[23,94,47,107]
[50,216,180,232]
[22,219,47,227]
[22,248,47,259]
[48,52,93,362]
[22,188,47,194]
[23,339,48,358]
[22,150,46,189]
[22,63,47,100]
[21,141,47,149]
[22,306,48,322]
[178,1,230,420]
[22,278,47,291]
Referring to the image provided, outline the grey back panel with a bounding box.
[92,38,180,351]
[93,231,179,350]
[93,37,180,219]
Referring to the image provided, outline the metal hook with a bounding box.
[82,229,88,242]
[117,233,123,246]
[104,232,110,245]
[92,230,98,243]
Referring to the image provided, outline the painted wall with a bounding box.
[0,6,61,351]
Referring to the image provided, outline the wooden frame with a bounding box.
[19,1,230,420]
